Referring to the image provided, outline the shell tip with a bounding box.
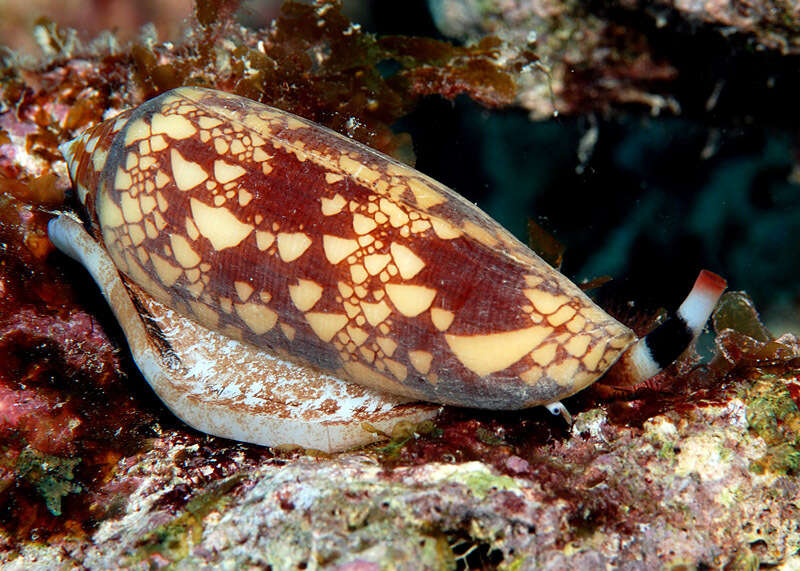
[59,136,82,182]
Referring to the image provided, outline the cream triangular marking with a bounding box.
[234,281,254,302]
[445,325,553,377]
[523,289,570,315]
[214,159,247,184]
[364,253,391,276]
[190,198,254,251]
[390,242,425,279]
[406,178,446,209]
[152,113,197,140]
[235,302,278,335]
[170,148,208,190]
[277,232,312,262]
[385,284,436,317]
[430,307,455,331]
[305,312,348,342]
[321,194,346,216]
[408,350,433,374]
[322,235,359,265]
[360,300,391,326]
[289,279,324,311]
[352,213,377,235]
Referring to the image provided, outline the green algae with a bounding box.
[126,474,243,565]
[15,447,82,517]
[744,376,800,475]
[431,462,519,499]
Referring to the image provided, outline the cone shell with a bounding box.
[61,87,635,409]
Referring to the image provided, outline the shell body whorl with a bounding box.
[61,87,635,409]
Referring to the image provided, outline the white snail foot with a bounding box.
[48,214,439,453]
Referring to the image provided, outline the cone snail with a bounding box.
[50,87,726,450]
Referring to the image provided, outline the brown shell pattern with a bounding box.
[61,87,635,409]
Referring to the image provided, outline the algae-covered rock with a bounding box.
[2,1,800,569]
